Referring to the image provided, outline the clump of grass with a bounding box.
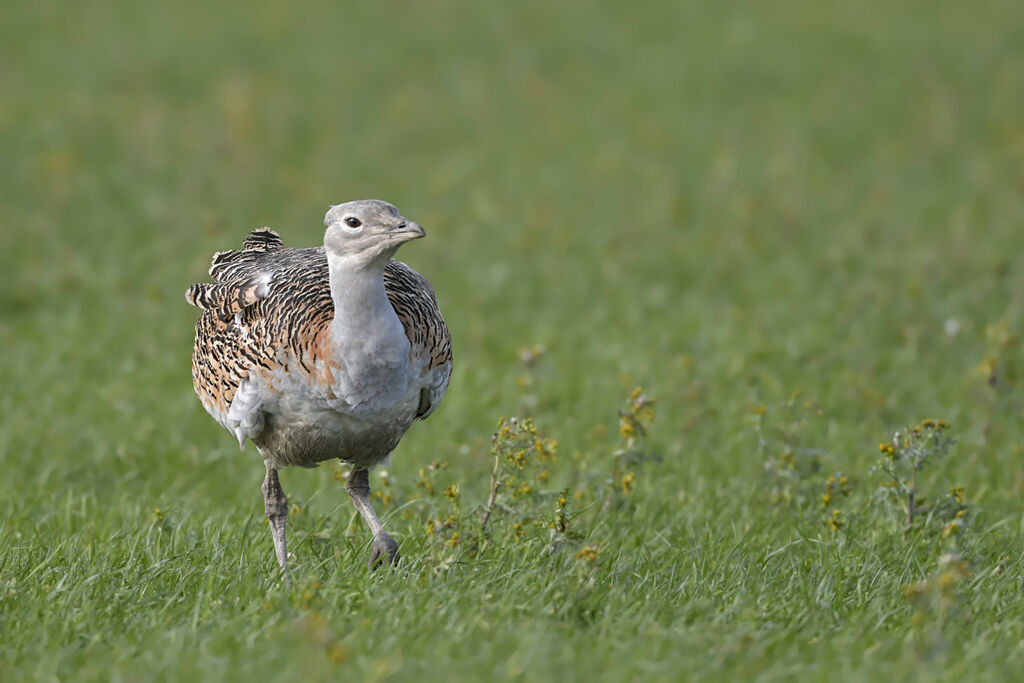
[416,415,569,562]
[873,418,955,528]
[480,416,560,538]
[419,461,462,551]
[603,387,656,510]
[821,471,849,531]
[418,388,656,564]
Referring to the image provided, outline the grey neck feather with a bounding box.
[326,252,409,366]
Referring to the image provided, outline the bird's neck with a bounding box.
[326,253,408,361]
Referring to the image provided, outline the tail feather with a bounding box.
[242,228,283,252]
[208,228,284,281]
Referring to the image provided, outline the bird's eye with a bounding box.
[344,217,362,228]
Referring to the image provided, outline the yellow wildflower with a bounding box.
[952,484,964,505]
[443,483,459,503]
[575,544,600,563]
[829,509,842,531]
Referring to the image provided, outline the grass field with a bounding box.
[3,1,1024,680]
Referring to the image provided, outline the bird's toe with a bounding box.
[368,532,400,570]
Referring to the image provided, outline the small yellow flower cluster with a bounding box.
[534,436,558,462]
[610,387,658,496]
[509,449,529,471]
[519,344,546,367]
[425,513,457,536]
[520,417,540,436]
[629,386,655,417]
[551,491,569,533]
[879,420,949,462]
[416,469,435,495]
[821,472,848,507]
[913,417,950,438]
[152,507,165,521]
[828,509,841,532]
[951,483,964,505]
[575,544,600,563]
[415,460,449,497]
[443,483,459,504]
[619,387,656,439]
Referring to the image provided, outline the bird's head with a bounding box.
[323,199,425,265]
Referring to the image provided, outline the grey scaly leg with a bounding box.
[261,463,290,578]
[346,467,399,569]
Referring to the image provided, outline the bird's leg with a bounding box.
[345,467,399,569]
[261,464,290,578]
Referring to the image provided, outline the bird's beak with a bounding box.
[393,221,426,241]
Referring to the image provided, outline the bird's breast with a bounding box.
[256,400,418,469]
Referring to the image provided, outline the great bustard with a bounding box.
[186,199,452,572]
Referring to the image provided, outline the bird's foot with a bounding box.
[368,532,399,570]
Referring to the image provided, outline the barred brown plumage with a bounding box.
[186,200,451,575]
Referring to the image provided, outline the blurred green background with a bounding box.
[2,1,1024,680]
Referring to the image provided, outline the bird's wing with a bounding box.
[383,260,453,419]
[187,230,335,434]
